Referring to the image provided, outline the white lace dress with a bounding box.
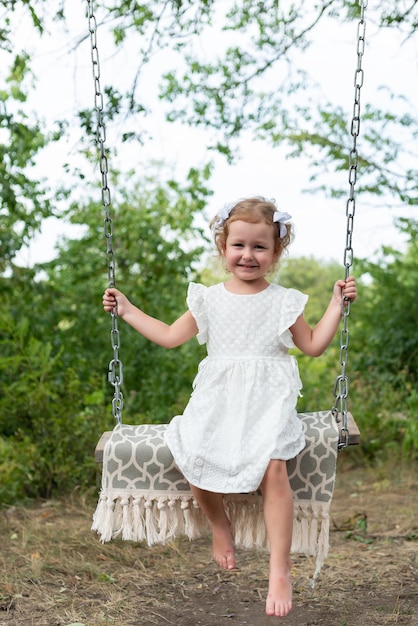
[164,282,308,493]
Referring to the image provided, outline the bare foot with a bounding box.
[212,523,236,570]
[265,567,292,617]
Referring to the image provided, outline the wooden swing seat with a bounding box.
[95,411,360,464]
[91,411,359,580]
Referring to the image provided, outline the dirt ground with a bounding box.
[0,463,417,626]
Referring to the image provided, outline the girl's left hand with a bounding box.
[334,275,357,305]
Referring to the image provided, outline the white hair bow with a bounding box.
[273,211,292,238]
[215,203,234,227]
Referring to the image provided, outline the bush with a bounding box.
[0,313,109,503]
[349,372,418,464]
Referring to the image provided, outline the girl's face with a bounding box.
[223,220,278,285]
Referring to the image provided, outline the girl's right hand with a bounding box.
[102,288,130,317]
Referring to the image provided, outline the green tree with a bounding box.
[1,0,417,500]
[0,164,213,501]
[72,1,418,208]
[345,219,418,461]
[0,1,68,273]
[353,218,418,385]
[0,285,106,501]
[0,53,59,271]
[4,1,418,219]
[36,164,213,423]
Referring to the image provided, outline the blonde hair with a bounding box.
[210,197,293,265]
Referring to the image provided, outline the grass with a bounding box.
[0,466,417,625]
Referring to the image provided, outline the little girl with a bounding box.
[103,196,357,618]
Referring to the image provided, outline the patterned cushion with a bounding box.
[92,411,339,580]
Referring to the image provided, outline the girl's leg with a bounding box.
[260,460,294,618]
[190,484,236,570]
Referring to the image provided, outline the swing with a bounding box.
[87,0,365,579]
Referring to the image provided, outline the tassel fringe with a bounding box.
[92,492,210,545]
[92,492,331,577]
[92,413,340,579]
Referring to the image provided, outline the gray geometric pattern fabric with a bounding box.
[101,423,189,492]
[92,411,339,579]
[287,411,339,503]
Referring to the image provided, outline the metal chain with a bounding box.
[86,0,124,424]
[85,0,366,434]
[333,0,367,449]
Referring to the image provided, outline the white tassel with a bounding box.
[132,496,146,542]
[121,497,133,541]
[91,493,107,534]
[181,497,201,540]
[226,495,266,550]
[239,502,257,548]
[291,508,302,553]
[100,495,116,543]
[254,504,268,549]
[112,498,124,539]
[157,498,169,542]
[192,498,207,534]
[311,507,330,585]
[299,505,311,553]
[309,504,320,555]
[230,500,243,546]
[171,498,186,536]
[144,498,159,545]
[226,501,238,543]
[169,497,183,537]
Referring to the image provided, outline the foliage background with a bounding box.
[0,0,417,503]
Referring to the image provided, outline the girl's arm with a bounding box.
[103,287,198,348]
[290,276,357,357]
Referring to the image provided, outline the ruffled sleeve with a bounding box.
[186,282,208,345]
[278,287,309,349]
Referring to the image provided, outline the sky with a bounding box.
[10,3,418,269]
